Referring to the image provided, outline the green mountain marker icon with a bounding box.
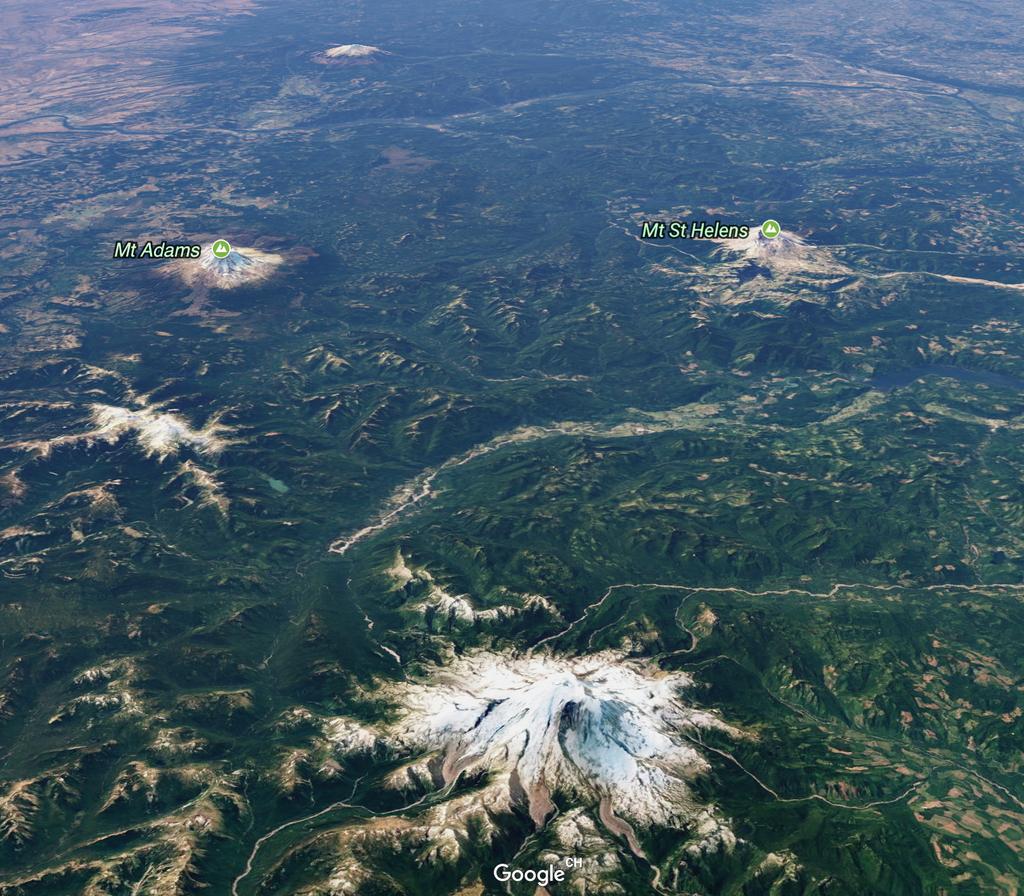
[760,219,781,239]
[212,239,232,259]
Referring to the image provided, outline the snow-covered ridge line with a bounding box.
[7,403,232,461]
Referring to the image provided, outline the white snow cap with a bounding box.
[324,44,386,59]
[391,650,743,825]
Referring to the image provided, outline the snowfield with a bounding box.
[334,650,746,831]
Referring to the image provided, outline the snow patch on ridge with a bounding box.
[174,460,230,515]
[384,549,532,624]
[10,404,231,462]
[91,405,230,459]
[323,717,378,755]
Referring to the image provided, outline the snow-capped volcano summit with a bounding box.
[749,226,807,261]
[324,44,384,59]
[371,651,745,830]
[718,225,810,269]
[199,246,259,278]
[713,225,847,278]
[164,244,284,290]
[307,651,747,893]
[317,44,389,64]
